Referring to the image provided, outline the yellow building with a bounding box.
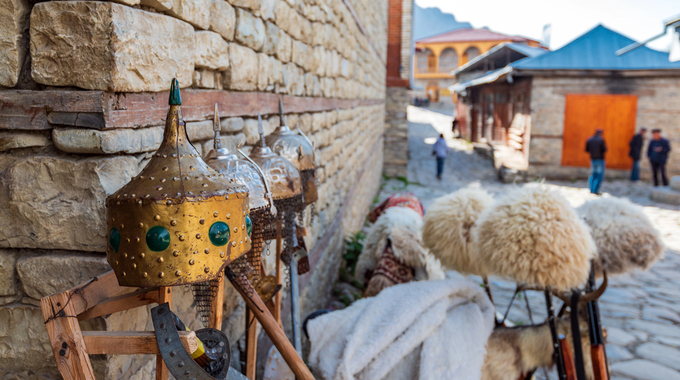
[414,28,542,103]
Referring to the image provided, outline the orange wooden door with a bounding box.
[561,94,638,169]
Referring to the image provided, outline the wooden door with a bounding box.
[561,94,637,169]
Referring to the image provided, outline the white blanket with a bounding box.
[307,279,495,380]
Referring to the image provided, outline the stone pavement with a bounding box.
[377,106,680,380]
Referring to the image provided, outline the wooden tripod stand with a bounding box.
[41,270,314,380]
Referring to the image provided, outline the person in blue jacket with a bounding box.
[432,133,448,180]
[647,129,671,186]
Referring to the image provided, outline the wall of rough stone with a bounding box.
[0,0,387,377]
[528,76,680,180]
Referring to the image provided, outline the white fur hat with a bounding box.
[474,185,595,291]
[577,197,664,277]
[422,187,494,276]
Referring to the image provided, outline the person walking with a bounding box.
[647,128,671,186]
[433,133,447,180]
[628,127,646,181]
[585,129,607,194]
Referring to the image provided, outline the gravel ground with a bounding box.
[375,106,680,380]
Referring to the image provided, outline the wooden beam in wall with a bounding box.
[0,89,384,131]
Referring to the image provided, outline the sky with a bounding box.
[415,0,680,51]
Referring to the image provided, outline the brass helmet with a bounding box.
[265,98,317,204]
[105,79,252,287]
[205,104,276,215]
[249,114,303,201]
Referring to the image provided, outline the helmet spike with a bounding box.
[258,114,266,148]
[213,103,222,150]
[279,97,286,127]
[169,78,181,105]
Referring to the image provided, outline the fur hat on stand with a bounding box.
[577,197,664,277]
[422,187,495,276]
[474,185,596,291]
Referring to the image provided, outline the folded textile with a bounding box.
[307,279,495,380]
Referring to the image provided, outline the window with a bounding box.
[416,48,435,73]
[438,48,459,73]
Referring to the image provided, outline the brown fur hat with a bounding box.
[474,185,595,291]
[577,197,664,277]
[422,187,494,276]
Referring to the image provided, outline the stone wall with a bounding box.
[528,76,680,180]
[0,0,387,377]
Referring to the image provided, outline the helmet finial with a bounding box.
[213,103,222,150]
[169,78,181,105]
[279,97,285,127]
[258,114,266,148]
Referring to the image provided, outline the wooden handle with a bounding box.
[228,273,315,380]
[591,344,608,380]
[559,336,576,380]
[245,307,258,380]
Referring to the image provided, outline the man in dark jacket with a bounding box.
[647,129,671,186]
[585,129,607,194]
[628,127,646,181]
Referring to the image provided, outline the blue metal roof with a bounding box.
[505,43,548,58]
[513,25,680,71]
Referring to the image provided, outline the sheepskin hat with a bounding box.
[355,207,429,284]
[474,185,596,291]
[422,187,495,276]
[577,197,664,277]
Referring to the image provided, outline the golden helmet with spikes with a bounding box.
[105,80,252,287]
[264,98,317,204]
[248,114,303,201]
[205,104,277,215]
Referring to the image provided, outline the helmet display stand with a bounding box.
[40,81,315,380]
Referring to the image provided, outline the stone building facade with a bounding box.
[528,76,680,179]
[0,0,388,378]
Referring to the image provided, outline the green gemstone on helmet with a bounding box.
[169,78,181,106]
[246,215,252,237]
[146,226,171,252]
[209,222,230,246]
[109,228,121,252]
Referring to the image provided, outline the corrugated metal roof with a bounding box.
[513,25,680,71]
[416,28,535,44]
[452,42,548,75]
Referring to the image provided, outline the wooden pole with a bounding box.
[245,307,258,379]
[41,291,96,380]
[155,287,172,380]
[209,275,225,330]
[274,219,283,327]
[227,271,314,380]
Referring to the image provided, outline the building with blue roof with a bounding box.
[452,24,680,180]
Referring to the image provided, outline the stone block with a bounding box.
[195,31,230,70]
[305,73,320,97]
[0,305,60,376]
[0,155,138,251]
[226,0,259,10]
[0,250,18,296]
[275,1,300,40]
[186,120,215,141]
[30,2,195,92]
[140,0,171,11]
[234,8,265,52]
[292,40,313,71]
[225,43,258,91]
[243,118,275,145]
[209,0,235,40]
[257,53,271,91]
[202,133,245,156]
[167,0,209,29]
[193,69,223,89]
[263,21,279,56]
[276,29,293,63]
[52,127,164,154]
[0,132,49,151]
[283,62,304,96]
[258,0,275,21]
[16,252,110,299]
[651,186,680,205]
[0,0,30,87]
[221,117,244,132]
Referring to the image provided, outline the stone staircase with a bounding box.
[651,176,680,205]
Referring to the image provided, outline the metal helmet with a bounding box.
[249,114,303,201]
[265,98,317,204]
[105,79,252,287]
[205,104,276,215]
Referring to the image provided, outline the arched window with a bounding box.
[438,48,459,73]
[463,47,481,64]
[416,48,435,73]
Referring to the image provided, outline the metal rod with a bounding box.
[545,289,568,380]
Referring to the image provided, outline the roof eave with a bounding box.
[513,68,680,77]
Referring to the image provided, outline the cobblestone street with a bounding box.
[378,106,680,380]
